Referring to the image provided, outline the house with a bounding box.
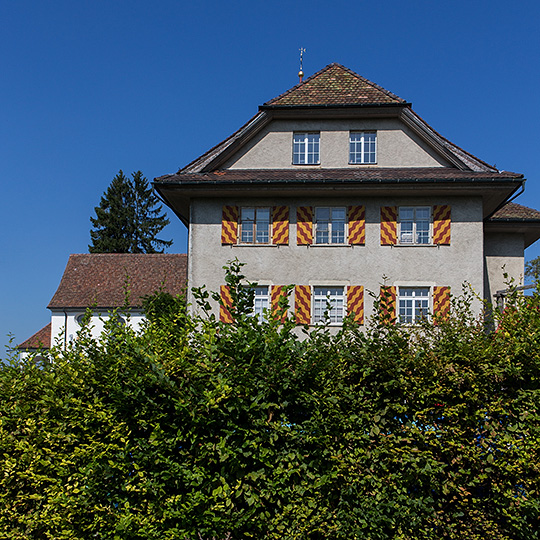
[18,253,187,357]
[153,63,540,326]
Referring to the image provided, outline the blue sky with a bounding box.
[2,0,540,355]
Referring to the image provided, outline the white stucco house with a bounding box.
[153,63,540,326]
[18,253,187,357]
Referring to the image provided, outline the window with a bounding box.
[293,132,320,164]
[240,207,270,243]
[349,132,376,164]
[398,287,430,324]
[399,207,431,244]
[313,286,345,324]
[252,286,269,322]
[315,207,346,244]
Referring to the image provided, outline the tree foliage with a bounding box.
[1,264,540,539]
[525,256,540,280]
[89,170,172,253]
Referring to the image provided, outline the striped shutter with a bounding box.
[271,285,287,322]
[272,206,289,245]
[296,207,313,245]
[221,206,238,244]
[220,285,234,323]
[380,206,398,245]
[348,206,366,245]
[295,285,311,325]
[433,286,451,320]
[433,205,451,245]
[347,285,364,324]
[380,286,397,324]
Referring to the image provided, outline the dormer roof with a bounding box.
[263,63,407,107]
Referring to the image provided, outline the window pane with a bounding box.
[252,286,269,322]
[313,287,344,323]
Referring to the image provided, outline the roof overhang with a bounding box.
[154,173,523,227]
[484,219,540,248]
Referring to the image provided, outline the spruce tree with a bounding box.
[89,170,173,253]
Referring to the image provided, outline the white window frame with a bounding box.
[251,286,269,322]
[398,287,430,324]
[293,132,320,165]
[239,207,271,244]
[312,286,345,324]
[398,206,432,245]
[349,131,377,164]
[314,207,347,244]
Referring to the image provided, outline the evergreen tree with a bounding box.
[89,170,172,253]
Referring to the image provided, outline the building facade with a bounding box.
[155,63,540,326]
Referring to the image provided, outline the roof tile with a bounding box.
[264,63,406,107]
[490,202,540,221]
[48,254,187,309]
[18,323,51,350]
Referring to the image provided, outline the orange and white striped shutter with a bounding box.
[380,206,398,245]
[347,285,364,324]
[433,205,451,245]
[348,206,366,245]
[221,206,238,244]
[271,285,287,322]
[272,206,289,245]
[433,286,451,320]
[296,207,313,245]
[220,285,234,323]
[380,286,397,324]
[295,285,311,324]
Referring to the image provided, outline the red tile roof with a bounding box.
[48,254,187,309]
[264,63,406,107]
[157,167,523,185]
[490,202,540,221]
[18,323,51,350]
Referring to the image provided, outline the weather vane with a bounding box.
[299,47,306,83]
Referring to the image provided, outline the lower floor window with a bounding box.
[398,287,429,324]
[313,286,345,324]
[252,286,269,322]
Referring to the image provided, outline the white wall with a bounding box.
[50,310,145,349]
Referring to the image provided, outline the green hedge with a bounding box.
[1,265,539,539]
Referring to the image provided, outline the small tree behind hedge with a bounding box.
[0,267,539,539]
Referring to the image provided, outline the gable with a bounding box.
[221,117,454,170]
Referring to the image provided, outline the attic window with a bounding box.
[293,133,320,165]
[349,131,376,164]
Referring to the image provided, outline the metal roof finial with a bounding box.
[298,47,305,83]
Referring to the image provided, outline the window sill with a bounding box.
[291,163,321,166]
[390,243,439,248]
[308,243,353,248]
[231,243,280,247]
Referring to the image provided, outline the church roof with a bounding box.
[48,253,187,310]
[18,323,51,350]
[263,63,406,107]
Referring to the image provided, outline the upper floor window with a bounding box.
[398,287,430,324]
[293,132,320,165]
[399,206,431,244]
[315,207,346,244]
[313,286,345,324]
[240,207,270,244]
[349,131,376,164]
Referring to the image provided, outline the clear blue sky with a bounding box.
[2,0,540,356]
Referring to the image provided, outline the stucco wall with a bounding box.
[484,232,524,303]
[222,118,451,169]
[50,311,145,349]
[188,196,485,324]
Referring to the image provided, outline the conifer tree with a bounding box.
[89,170,172,253]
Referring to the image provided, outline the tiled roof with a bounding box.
[18,323,51,350]
[48,254,187,309]
[157,167,523,185]
[264,63,406,107]
[490,202,540,221]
